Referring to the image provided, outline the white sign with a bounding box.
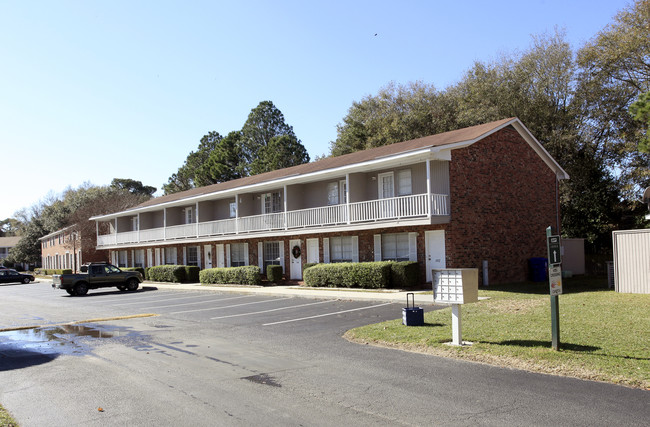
[549,265,563,296]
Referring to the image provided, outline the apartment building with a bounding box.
[90,118,568,285]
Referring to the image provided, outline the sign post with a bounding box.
[546,226,561,351]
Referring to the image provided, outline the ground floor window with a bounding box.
[164,247,177,264]
[262,241,281,273]
[230,243,246,267]
[186,246,199,266]
[118,250,128,267]
[330,236,353,262]
[135,249,145,268]
[381,233,410,261]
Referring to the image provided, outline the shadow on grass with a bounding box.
[487,339,601,352]
[482,276,610,295]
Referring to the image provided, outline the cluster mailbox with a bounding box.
[433,269,479,304]
[432,268,479,346]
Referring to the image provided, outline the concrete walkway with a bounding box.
[145,281,437,305]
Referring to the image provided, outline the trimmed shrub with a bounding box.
[303,263,319,271]
[147,265,186,283]
[266,265,283,283]
[144,267,151,281]
[184,266,200,283]
[389,261,420,288]
[122,267,145,277]
[200,266,261,286]
[303,262,391,289]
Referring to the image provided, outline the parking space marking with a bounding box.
[111,292,241,306]
[139,294,254,310]
[210,300,333,320]
[262,302,393,326]
[72,291,197,304]
[169,297,293,315]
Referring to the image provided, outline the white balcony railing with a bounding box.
[97,193,449,247]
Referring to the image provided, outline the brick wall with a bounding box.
[446,126,558,284]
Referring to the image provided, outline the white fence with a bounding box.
[98,193,449,247]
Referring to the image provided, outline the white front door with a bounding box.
[425,230,446,282]
[216,244,225,268]
[306,238,319,264]
[289,239,302,280]
[204,245,213,269]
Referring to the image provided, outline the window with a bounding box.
[327,180,347,206]
[330,237,353,262]
[186,247,198,266]
[378,172,395,199]
[262,192,282,214]
[118,250,128,267]
[263,241,281,272]
[327,182,339,205]
[131,216,139,231]
[164,247,177,264]
[229,202,237,218]
[381,233,410,261]
[397,169,412,196]
[230,243,246,267]
[135,249,145,268]
[184,207,194,224]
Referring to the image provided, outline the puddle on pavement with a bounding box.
[0,324,140,356]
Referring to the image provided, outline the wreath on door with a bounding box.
[292,245,301,259]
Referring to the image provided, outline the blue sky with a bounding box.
[0,0,631,220]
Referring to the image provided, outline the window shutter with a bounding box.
[409,232,418,262]
[172,248,177,264]
[244,243,249,266]
[258,242,263,270]
[279,241,285,272]
[323,238,330,263]
[183,247,187,265]
[374,235,382,261]
[351,236,359,262]
[225,244,231,267]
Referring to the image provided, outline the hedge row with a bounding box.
[303,261,420,289]
[122,267,145,277]
[35,269,73,275]
[199,266,261,286]
[266,265,283,283]
[146,265,200,283]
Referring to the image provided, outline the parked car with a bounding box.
[0,269,35,284]
[52,262,143,296]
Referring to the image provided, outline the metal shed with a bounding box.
[612,229,650,294]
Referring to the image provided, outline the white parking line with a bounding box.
[106,293,211,306]
[139,294,254,310]
[262,303,393,326]
[210,300,333,320]
[169,297,292,315]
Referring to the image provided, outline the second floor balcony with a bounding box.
[97,193,449,248]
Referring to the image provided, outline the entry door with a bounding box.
[204,245,213,269]
[216,244,225,268]
[425,230,446,282]
[289,239,302,280]
[378,172,395,218]
[306,238,319,264]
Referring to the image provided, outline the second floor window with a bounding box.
[262,192,282,214]
[229,202,237,218]
[184,207,194,224]
[397,169,412,196]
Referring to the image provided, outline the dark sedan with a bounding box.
[0,269,35,284]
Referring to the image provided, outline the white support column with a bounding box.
[95,221,99,246]
[196,202,200,237]
[163,208,167,241]
[283,185,288,230]
[114,219,118,244]
[137,213,141,243]
[426,159,432,217]
[346,173,351,225]
[235,194,239,234]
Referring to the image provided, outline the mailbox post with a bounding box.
[432,268,479,346]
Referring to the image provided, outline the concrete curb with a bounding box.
[143,281,437,305]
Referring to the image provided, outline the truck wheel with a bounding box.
[126,278,139,292]
[74,283,89,296]
[66,289,76,296]
[22,277,30,284]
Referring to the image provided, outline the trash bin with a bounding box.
[528,257,548,282]
[402,293,424,326]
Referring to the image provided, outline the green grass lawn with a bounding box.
[345,277,650,389]
[0,403,17,427]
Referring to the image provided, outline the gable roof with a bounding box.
[91,117,568,220]
[0,236,21,248]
